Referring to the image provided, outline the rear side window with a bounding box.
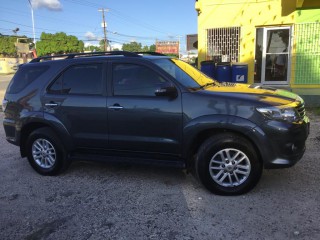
[6,65,49,93]
[48,64,103,95]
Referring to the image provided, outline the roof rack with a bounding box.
[29,51,141,63]
[134,52,166,56]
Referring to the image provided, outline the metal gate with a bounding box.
[206,27,240,62]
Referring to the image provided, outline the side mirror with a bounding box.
[155,85,178,98]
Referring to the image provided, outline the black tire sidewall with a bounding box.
[196,134,262,195]
[26,128,66,176]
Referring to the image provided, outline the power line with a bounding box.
[63,0,169,35]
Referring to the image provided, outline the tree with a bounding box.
[149,44,156,52]
[0,35,33,57]
[36,32,84,56]
[0,35,16,56]
[84,45,101,52]
[122,41,142,52]
[122,42,157,52]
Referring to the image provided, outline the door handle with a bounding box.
[108,104,124,110]
[45,102,59,107]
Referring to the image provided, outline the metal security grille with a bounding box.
[294,23,320,85]
[206,27,240,62]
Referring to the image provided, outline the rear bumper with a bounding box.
[3,118,20,146]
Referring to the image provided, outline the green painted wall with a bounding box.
[294,9,320,85]
[296,9,320,23]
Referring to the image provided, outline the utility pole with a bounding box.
[28,0,36,49]
[177,35,181,59]
[98,8,109,51]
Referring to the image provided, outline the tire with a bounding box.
[26,127,70,175]
[195,133,262,195]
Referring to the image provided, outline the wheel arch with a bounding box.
[183,115,263,169]
[20,114,74,157]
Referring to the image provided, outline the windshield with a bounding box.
[152,58,219,89]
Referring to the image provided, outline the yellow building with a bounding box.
[195,0,320,105]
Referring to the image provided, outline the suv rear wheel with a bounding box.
[195,133,262,195]
[26,127,69,175]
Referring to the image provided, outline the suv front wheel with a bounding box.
[26,127,69,175]
[195,133,262,195]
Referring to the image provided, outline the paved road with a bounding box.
[0,111,319,240]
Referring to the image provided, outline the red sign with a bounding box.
[156,41,179,55]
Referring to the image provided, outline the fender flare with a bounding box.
[19,112,74,156]
[182,114,265,160]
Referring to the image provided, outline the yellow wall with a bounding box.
[196,0,297,84]
[0,58,30,74]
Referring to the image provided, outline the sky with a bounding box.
[0,0,198,52]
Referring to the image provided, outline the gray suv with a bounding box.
[2,51,310,195]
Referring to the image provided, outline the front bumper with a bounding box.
[251,116,310,169]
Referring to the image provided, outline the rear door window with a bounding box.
[48,64,103,95]
[6,65,49,93]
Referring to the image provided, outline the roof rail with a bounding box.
[134,52,167,56]
[30,51,140,63]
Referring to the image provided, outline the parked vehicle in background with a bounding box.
[2,51,310,195]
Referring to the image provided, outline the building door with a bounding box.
[256,27,291,85]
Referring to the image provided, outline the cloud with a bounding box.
[111,43,123,50]
[31,0,62,11]
[84,42,99,47]
[85,31,97,41]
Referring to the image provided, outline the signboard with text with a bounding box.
[156,41,179,55]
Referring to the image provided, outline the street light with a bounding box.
[27,0,36,49]
[12,28,19,35]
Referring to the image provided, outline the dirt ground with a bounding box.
[0,110,319,240]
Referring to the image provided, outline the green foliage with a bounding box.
[165,53,179,58]
[313,107,320,116]
[84,45,101,52]
[0,35,16,56]
[122,42,156,52]
[122,41,142,52]
[149,44,156,52]
[99,39,107,50]
[0,35,32,57]
[36,32,84,56]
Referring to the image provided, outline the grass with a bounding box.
[312,107,320,116]
[306,107,320,119]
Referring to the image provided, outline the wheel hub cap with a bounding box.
[32,138,56,169]
[209,148,251,187]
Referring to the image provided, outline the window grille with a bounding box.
[206,27,241,62]
[294,23,320,85]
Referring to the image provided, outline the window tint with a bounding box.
[113,63,167,96]
[152,58,218,89]
[7,65,49,93]
[49,64,102,95]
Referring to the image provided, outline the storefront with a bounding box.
[195,0,320,105]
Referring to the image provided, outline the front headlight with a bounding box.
[256,106,300,122]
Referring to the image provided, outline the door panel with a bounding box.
[108,62,182,156]
[108,96,182,154]
[43,63,108,149]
